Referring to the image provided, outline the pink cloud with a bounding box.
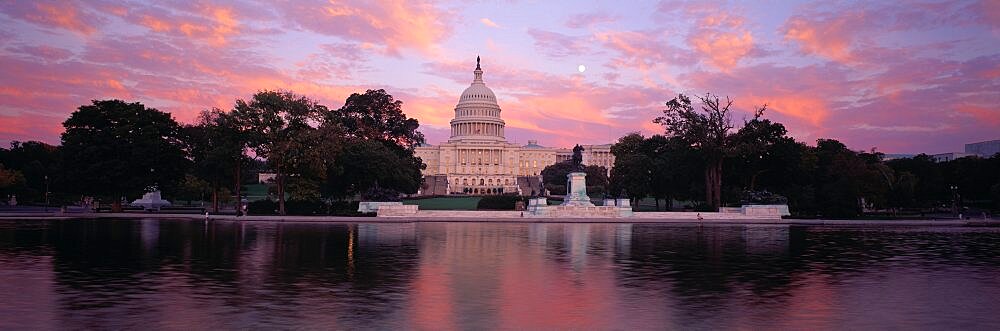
[527,29,590,58]
[595,30,697,72]
[480,18,500,28]
[117,3,254,47]
[0,0,996,155]
[278,0,454,56]
[782,13,865,63]
[957,105,1000,126]
[683,9,756,70]
[1,2,104,35]
[688,29,754,70]
[565,12,618,29]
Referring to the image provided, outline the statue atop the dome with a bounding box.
[572,144,584,171]
[476,55,481,70]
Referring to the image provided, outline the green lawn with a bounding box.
[403,197,481,210]
[243,184,270,201]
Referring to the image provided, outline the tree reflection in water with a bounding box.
[0,220,999,329]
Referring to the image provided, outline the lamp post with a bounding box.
[44,175,50,212]
[950,185,959,218]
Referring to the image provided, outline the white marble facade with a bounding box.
[414,58,614,195]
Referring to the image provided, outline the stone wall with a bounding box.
[375,205,418,217]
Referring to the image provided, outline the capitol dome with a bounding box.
[449,56,505,142]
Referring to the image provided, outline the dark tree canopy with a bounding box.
[609,133,700,209]
[61,99,188,200]
[654,93,768,210]
[0,164,26,196]
[232,90,331,214]
[326,139,424,199]
[540,160,608,196]
[183,109,248,212]
[330,89,425,149]
[0,141,61,202]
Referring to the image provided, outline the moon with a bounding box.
[577,64,586,73]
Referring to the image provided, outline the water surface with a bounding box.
[1,219,999,329]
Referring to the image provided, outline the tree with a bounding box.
[0,164,26,196]
[887,171,918,211]
[232,91,330,215]
[808,139,893,217]
[730,113,789,191]
[655,93,768,210]
[183,109,247,213]
[540,160,608,196]
[326,139,423,199]
[0,141,61,203]
[328,89,425,148]
[886,154,947,207]
[608,133,700,210]
[320,89,426,201]
[61,100,188,211]
[609,133,653,206]
[644,135,700,210]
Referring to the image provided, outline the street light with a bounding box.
[950,185,959,218]
[44,175,50,212]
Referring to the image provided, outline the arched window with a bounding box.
[480,178,485,185]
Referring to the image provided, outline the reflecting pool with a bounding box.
[1,219,999,329]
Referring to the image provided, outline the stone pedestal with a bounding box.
[562,172,594,206]
[358,201,402,213]
[615,199,631,208]
[742,204,791,217]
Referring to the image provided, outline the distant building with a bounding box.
[965,139,1000,158]
[931,152,976,163]
[258,172,276,184]
[413,57,614,196]
[883,153,916,161]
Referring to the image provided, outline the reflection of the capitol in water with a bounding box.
[3,219,1000,329]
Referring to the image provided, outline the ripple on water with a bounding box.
[0,219,998,329]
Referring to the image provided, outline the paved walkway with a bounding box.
[0,212,994,226]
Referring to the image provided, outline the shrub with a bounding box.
[361,187,401,201]
[248,199,278,215]
[329,200,374,216]
[692,202,716,212]
[740,190,789,205]
[285,199,326,215]
[477,195,526,210]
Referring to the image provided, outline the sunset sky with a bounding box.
[0,0,997,153]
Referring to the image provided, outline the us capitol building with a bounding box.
[414,57,614,196]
